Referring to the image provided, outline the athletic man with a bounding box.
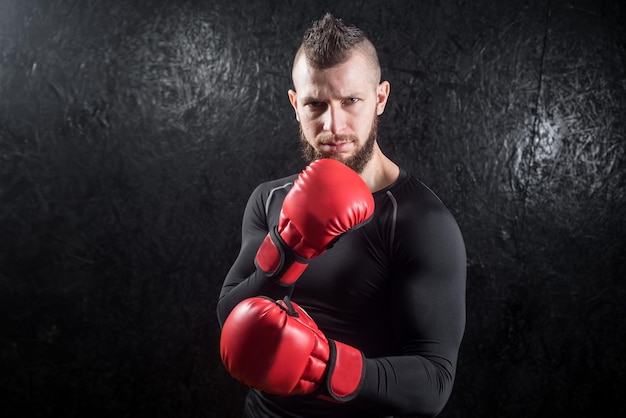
[217,13,466,418]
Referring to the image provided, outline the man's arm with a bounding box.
[217,159,376,327]
[355,201,467,417]
[216,182,293,327]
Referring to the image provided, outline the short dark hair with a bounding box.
[294,13,380,79]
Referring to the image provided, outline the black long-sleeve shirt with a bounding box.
[217,169,467,418]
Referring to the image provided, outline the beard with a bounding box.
[299,116,378,174]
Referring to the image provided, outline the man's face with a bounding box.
[289,51,390,173]
[298,116,377,174]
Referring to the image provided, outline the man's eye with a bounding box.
[345,98,359,104]
[306,101,326,110]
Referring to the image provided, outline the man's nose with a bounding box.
[322,105,347,135]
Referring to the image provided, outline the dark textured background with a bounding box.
[1,0,625,417]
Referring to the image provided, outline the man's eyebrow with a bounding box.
[300,91,367,102]
[299,95,318,102]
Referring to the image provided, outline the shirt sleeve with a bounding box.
[216,183,295,327]
[353,199,467,417]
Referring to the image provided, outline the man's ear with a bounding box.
[288,89,300,121]
[376,81,390,116]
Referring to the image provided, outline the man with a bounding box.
[216,13,466,418]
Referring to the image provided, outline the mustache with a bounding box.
[316,134,358,144]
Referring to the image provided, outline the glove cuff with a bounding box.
[255,226,309,284]
[323,339,364,402]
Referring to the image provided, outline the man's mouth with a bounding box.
[318,135,356,154]
[319,141,355,153]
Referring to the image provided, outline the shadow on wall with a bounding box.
[0,0,625,417]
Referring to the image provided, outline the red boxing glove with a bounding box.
[255,159,374,284]
[219,296,364,402]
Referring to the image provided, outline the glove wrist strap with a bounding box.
[255,226,309,285]
[318,339,364,403]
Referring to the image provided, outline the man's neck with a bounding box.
[360,144,400,193]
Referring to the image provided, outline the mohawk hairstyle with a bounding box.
[295,13,380,75]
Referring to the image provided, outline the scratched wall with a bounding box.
[1,0,625,417]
